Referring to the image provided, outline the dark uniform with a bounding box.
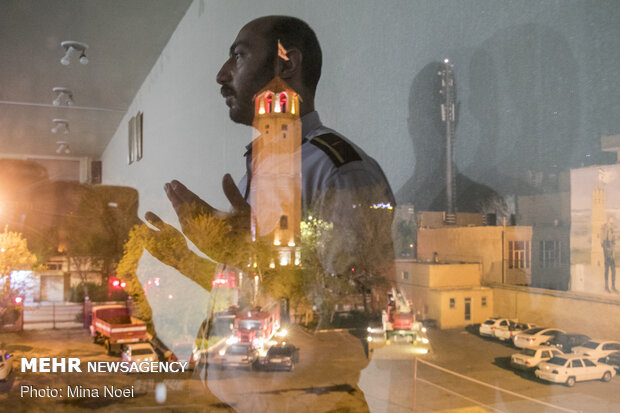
[239,111,395,274]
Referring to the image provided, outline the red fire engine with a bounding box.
[232,302,280,349]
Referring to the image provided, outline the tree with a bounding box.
[64,184,139,299]
[0,227,37,299]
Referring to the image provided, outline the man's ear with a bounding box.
[277,47,302,80]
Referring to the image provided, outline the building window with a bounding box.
[280,93,288,113]
[449,298,455,308]
[280,215,288,230]
[401,271,409,280]
[279,250,291,266]
[508,240,530,269]
[482,296,487,307]
[540,240,561,268]
[281,124,288,131]
[265,93,273,113]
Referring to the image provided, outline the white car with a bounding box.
[510,345,564,370]
[513,327,565,348]
[479,317,515,338]
[495,322,537,342]
[536,355,615,387]
[218,343,258,370]
[121,342,158,364]
[0,350,13,381]
[572,340,620,362]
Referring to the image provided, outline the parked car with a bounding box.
[535,355,615,387]
[479,317,516,338]
[510,345,564,370]
[495,322,536,342]
[0,350,13,381]
[513,327,565,348]
[603,351,620,370]
[166,342,200,370]
[572,340,620,362]
[121,342,158,364]
[543,333,591,354]
[260,343,300,371]
[219,343,258,370]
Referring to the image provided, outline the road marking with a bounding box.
[417,377,505,413]
[417,358,581,413]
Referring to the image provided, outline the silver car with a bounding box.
[219,343,258,370]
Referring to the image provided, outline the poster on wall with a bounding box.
[570,164,620,295]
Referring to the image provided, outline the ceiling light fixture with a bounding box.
[55,141,71,154]
[51,119,70,134]
[60,41,89,65]
[52,87,74,106]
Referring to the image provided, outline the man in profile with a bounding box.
[146,15,395,411]
[155,16,395,294]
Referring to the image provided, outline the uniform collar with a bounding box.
[301,111,322,138]
[244,111,322,156]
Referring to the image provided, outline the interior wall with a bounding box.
[101,0,620,224]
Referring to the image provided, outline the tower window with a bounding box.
[265,93,273,113]
[280,93,288,113]
[280,215,288,230]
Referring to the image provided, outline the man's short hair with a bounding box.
[264,16,322,95]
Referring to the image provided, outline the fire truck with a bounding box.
[232,302,280,349]
[381,288,429,349]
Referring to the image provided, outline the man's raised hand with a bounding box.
[163,174,251,265]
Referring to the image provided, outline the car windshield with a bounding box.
[212,318,235,336]
[483,320,496,325]
[547,357,568,366]
[268,347,293,356]
[238,320,263,330]
[228,346,250,355]
[582,341,600,349]
[131,348,154,356]
[523,328,544,335]
[521,348,537,356]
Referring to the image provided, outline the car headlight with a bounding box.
[226,336,238,345]
[219,349,226,356]
[421,327,427,333]
[421,337,429,344]
[367,336,372,342]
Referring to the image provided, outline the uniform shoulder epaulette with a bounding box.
[310,133,362,167]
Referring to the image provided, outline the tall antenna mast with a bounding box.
[439,59,457,225]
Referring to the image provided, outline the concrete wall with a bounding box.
[437,288,494,329]
[493,285,620,340]
[395,261,481,288]
[417,226,532,285]
[403,285,493,329]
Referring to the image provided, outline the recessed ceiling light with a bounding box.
[60,41,89,65]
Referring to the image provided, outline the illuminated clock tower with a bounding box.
[250,76,302,266]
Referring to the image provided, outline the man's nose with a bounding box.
[216,60,232,85]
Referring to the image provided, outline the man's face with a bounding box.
[216,21,274,126]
